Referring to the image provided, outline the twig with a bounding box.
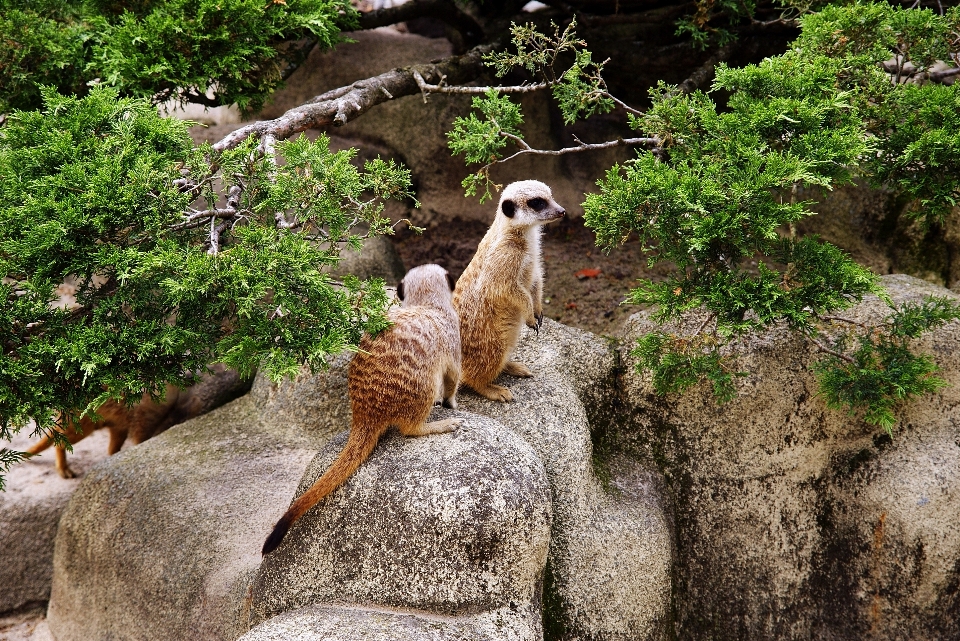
[808,334,856,364]
[413,71,550,96]
[495,135,659,164]
[693,312,716,337]
[820,314,869,329]
[606,93,644,116]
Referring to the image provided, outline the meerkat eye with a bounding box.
[397,280,405,300]
[528,197,548,212]
[502,199,516,218]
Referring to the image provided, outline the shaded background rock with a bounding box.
[618,274,960,641]
[252,414,552,640]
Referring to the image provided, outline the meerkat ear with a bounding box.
[397,280,405,301]
[446,272,455,291]
[502,199,516,218]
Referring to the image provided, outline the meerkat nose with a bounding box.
[558,208,566,217]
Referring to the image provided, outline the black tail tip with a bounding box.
[262,518,291,555]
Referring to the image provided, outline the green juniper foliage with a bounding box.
[447,5,960,432]
[0,87,411,489]
[0,0,355,114]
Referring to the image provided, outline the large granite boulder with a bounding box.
[247,318,674,641]
[619,274,960,640]
[45,394,328,641]
[45,317,675,641]
[1,366,252,619]
[250,414,552,640]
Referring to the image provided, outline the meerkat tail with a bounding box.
[262,430,379,555]
[26,433,56,456]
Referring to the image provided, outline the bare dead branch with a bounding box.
[212,43,496,153]
[170,208,245,232]
[678,43,738,95]
[414,71,550,96]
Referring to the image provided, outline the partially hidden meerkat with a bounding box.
[262,263,462,555]
[453,180,565,402]
[27,364,251,478]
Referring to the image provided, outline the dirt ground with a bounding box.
[393,214,673,337]
[0,608,51,641]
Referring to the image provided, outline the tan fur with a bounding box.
[262,264,461,555]
[453,180,565,402]
[26,364,249,478]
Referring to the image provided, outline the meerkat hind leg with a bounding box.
[502,361,534,378]
[55,446,77,479]
[400,418,462,436]
[441,368,459,409]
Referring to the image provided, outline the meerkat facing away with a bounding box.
[27,364,251,478]
[262,264,462,555]
[453,180,565,402]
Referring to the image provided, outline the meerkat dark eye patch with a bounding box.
[446,272,455,291]
[397,280,405,300]
[502,199,516,218]
[528,197,547,212]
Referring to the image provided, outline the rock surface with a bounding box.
[0,430,112,615]
[45,315,675,641]
[0,367,252,618]
[240,604,537,641]
[46,395,328,641]
[252,414,552,639]
[619,274,960,641]
[331,233,406,285]
[457,320,674,641]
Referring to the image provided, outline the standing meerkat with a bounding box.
[454,180,565,402]
[26,364,251,479]
[262,264,462,555]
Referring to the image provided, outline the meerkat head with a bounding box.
[396,264,455,308]
[498,180,566,227]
